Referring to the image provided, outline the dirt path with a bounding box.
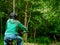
[49,42,60,45]
[24,42,60,45]
[24,43,38,45]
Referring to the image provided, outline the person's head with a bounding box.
[10,13,17,19]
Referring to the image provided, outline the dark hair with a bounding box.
[10,13,17,19]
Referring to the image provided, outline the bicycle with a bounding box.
[8,31,27,45]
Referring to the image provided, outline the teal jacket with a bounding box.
[5,19,28,35]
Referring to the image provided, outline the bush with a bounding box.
[37,36,51,44]
[28,36,51,44]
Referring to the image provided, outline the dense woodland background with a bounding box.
[0,0,60,45]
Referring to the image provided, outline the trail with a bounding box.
[24,42,60,45]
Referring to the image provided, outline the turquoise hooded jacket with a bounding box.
[5,19,28,35]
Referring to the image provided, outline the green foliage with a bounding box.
[0,12,5,18]
[28,36,51,44]
[37,36,51,43]
[0,0,60,43]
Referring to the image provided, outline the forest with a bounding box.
[0,0,60,45]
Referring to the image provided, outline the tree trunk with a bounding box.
[23,1,28,42]
[24,12,28,42]
[53,35,57,42]
[34,29,36,39]
[13,0,15,13]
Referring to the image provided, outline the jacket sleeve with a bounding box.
[18,21,28,32]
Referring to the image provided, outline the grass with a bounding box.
[0,40,4,45]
